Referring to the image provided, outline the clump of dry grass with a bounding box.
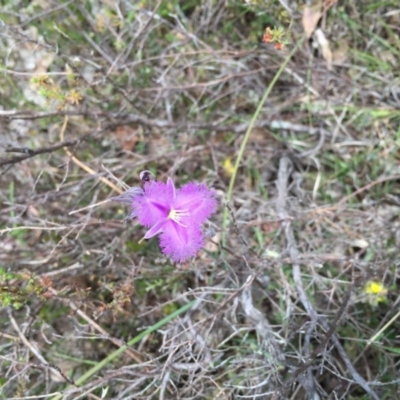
[1,1,400,399]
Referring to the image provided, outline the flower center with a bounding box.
[168,208,189,227]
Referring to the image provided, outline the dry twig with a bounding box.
[275,154,379,400]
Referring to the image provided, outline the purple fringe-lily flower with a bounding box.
[112,176,217,263]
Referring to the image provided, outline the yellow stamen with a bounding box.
[168,208,189,227]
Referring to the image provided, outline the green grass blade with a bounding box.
[222,39,304,247]
[50,300,195,400]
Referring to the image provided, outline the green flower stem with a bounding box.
[222,40,303,247]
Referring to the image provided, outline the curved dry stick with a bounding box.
[59,116,122,194]
[0,138,85,169]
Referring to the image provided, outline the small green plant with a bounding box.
[261,26,290,49]
[0,268,46,310]
[30,75,83,108]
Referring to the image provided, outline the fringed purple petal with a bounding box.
[159,221,204,263]
[144,219,167,239]
[133,180,174,227]
[175,182,218,225]
[143,180,175,203]
[166,177,177,199]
